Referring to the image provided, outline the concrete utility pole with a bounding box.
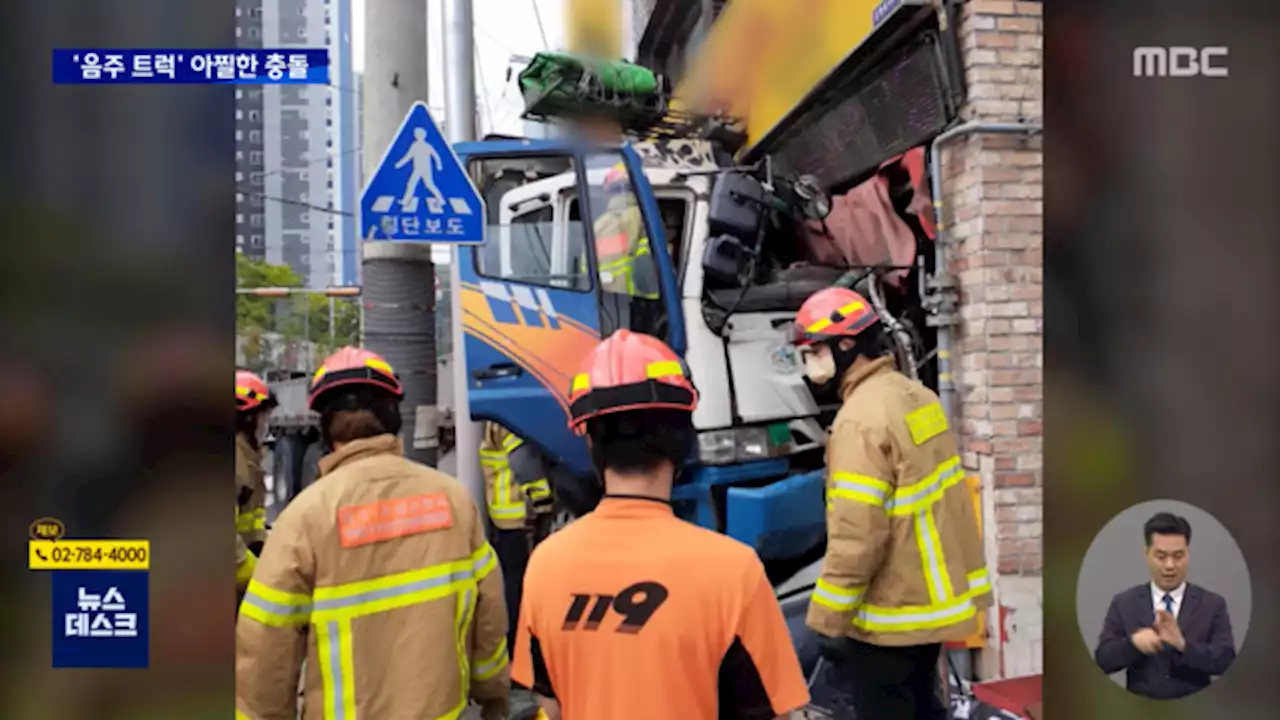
[443,0,484,508]
[361,0,442,466]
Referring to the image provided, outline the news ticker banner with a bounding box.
[52,48,330,84]
[29,517,150,669]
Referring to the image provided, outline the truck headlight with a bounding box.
[698,426,773,465]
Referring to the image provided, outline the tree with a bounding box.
[306,293,361,356]
[236,252,303,333]
[237,253,367,372]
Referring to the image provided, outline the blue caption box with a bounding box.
[51,570,149,669]
[52,48,330,85]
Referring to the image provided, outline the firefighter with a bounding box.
[480,421,556,656]
[592,163,659,299]
[511,329,810,719]
[235,369,276,593]
[236,347,510,720]
[791,287,992,720]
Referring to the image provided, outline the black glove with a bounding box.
[817,634,855,664]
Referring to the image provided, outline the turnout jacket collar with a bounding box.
[318,434,403,476]
[839,356,896,400]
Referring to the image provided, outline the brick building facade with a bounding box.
[634,0,1045,681]
[939,0,1043,678]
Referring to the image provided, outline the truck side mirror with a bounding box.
[702,234,751,286]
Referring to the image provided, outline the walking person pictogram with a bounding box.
[395,128,445,213]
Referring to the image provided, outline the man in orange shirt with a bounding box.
[511,329,810,719]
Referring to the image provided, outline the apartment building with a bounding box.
[235,0,358,287]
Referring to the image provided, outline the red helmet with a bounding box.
[236,370,276,412]
[791,287,878,347]
[567,330,698,434]
[601,163,629,195]
[308,346,403,410]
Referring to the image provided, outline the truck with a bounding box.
[455,46,954,691]
[262,372,322,522]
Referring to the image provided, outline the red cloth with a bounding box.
[798,147,934,288]
[972,674,1042,718]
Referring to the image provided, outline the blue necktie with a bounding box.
[1162,593,1174,615]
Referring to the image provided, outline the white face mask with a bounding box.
[804,352,837,385]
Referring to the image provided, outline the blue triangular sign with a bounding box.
[359,102,485,244]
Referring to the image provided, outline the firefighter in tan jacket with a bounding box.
[236,347,510,720]
[235,370,276,592]
[791,288,992,720]
[480,422,555,658]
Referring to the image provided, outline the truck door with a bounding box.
[579,147,686,354]
[456,142,682,477]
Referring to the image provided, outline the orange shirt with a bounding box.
[511,496,810,719]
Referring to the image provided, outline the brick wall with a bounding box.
[941,0,1043,678]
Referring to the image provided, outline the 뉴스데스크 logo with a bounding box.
[29,517,66,542]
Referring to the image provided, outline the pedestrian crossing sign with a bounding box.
[359,101,485,244]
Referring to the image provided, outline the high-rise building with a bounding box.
[235,2,267,261]
[234,0,358,288]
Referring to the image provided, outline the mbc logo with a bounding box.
[1133,47,1229,78]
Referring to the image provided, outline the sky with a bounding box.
[352,0,566,136]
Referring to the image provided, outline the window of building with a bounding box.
[250,151,263,164]
[249,27,260,39]
[251,234,264,247]
[236,213,244,224]
[251,214,264,227]
[236,27,242,39]
[248,110,260,122]
[236,150,244,161]
[236,192,244,203]
[251,194,263,207]
[236,171,244,182]
[236,129,243,141]
[235,7,241,16]
[249,130,262,143]
[300,212,310,223]
[236,89,243,100]
[250,8,262,18]
[250,172,263,185]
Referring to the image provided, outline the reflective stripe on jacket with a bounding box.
[480,423,553,531]
[235,434,510,720]
[592,201,659,299]
[236,433,268,548]
[806,356,992,647]
[236,509,257,589]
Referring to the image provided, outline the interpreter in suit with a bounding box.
[1094,512,1237,699]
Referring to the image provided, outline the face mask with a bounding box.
[804,352,837,385]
